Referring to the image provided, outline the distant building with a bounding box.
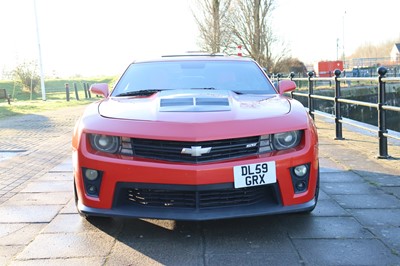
[390,43,400,63]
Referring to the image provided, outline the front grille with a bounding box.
[120,184,278,209]
[120,136,272,163]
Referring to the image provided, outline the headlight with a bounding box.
[89,134,120,153]
[272,131,301,150]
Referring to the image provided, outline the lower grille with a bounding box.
[115,183,279,210]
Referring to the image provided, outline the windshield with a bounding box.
[112,60,276,96]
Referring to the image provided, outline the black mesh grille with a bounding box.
[124,136,271,163]
[125,185,275,209]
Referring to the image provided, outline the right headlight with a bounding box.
[89,134,120,153]
[272,130,302,150]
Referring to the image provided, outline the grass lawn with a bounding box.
[0,76,116,119]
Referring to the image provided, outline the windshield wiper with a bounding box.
[190,87,216,90]
[114,89,162,97]
[190,87,246,95]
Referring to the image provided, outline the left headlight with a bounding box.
[89,134,120,153]
[272,130,302,150]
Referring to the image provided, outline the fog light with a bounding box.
[85,169,99,181]
[294,165,308,177]
[87,185,97,195]
[295,181,307,192]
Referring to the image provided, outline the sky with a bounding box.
[0,0,399,78]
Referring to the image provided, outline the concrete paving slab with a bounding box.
[106,219,203,265]
[106,239,203,266]
[19,181,71,193]
[307,199,350,217]
[0,224,45,245]
[16,233,115,260]
[49,159,73,173]
[332,194,400,209]
[117,218,202,240]
[349,209,400,227]
[369,226,400,255]
[280,215,373,239]
[319,158,346,172]
[0,205,62,223]
[292,239,400,266]
[10,257,106,266]
[320,171,366,183]
[361,173,400,187]
[321,182,382,195]
[205,252,302,266]
[5,192,71,205]
[317,189,330,200]
[59,198,78,214]
[36,172,73,181]
[43,213,122,234]
[0,246,23,266]
[383,186,400,198]
[201,217,293,254]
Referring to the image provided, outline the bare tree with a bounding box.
[231,0,289,69]
[193,0,233,53]
[13,61,40,93]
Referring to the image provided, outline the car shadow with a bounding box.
[84,167,400,264]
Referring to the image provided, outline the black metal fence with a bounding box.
[275,67,400,159]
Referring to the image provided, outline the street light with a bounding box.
[33,0,46,101]
[342,11,346,69]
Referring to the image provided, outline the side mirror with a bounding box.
[278,80,296,95]
[90,83,109,98]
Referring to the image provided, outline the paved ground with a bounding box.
[0,105,399,265]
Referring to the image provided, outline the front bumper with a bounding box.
[73,131,319,221]
[77,182,317,221]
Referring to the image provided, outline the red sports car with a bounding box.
[72,54,319,221]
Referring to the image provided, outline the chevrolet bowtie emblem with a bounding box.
[181,146,212,157]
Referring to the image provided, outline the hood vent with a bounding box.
[160,98,194,107]
[160,97,230,112]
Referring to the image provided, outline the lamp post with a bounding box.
[33,0,46,101]
[342,11,346,69]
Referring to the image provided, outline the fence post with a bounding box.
[65,83,70,101]
[87,83,92,98]
[307,71,314,119]
[377,67,389,159]
[83,82,88,99]
[333,69,344,140]
[73,83,79,101]
[290,72,295,98]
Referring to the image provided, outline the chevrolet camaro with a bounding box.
[72,54,319,221]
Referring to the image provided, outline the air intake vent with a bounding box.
[159,97,231,112]
[195,97,229,106]
[160,98,194,107]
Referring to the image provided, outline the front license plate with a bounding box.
[233,161,276,189]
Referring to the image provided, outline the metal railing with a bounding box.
[277,67,400,159]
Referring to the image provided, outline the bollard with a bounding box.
[307,71,314,119]
[87,83,92,98]
[65,83,70,101]
[377,67,389,159]
[334,69,344,140]
[83,82,88,99]
[290,72,295,99]
[73,83,79,101]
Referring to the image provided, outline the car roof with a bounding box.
[133,53,255,64]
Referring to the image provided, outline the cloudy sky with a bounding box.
[0,0,399,77]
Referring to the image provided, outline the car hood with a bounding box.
[98,89,291,122]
